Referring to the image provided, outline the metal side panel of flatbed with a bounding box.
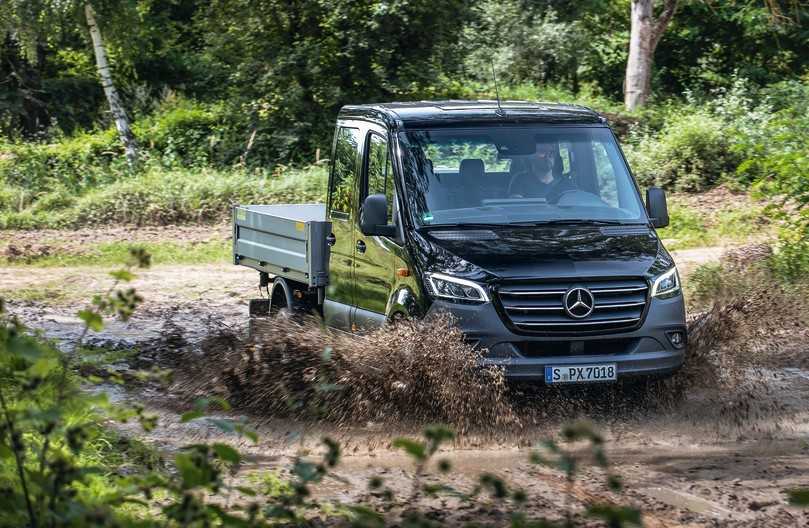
[233,204,331,287]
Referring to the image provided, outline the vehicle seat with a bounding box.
[552,150,564,178]
[456,158,484,207]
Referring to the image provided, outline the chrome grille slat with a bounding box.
[516,317,641,327]
[499,290,567,296]
[590,286,648,293]
[507,306,565,312]
[594,301,646,309]
[496,277,648,333]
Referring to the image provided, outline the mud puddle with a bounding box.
[4,249,809,525]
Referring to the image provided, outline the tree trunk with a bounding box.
[624,0,678,111]
[84,3,137,165]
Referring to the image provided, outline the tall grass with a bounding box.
[0,164,328,229]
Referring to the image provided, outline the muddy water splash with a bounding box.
[149,246,807,436]
[659,254,809,432]
[171,313,518,433]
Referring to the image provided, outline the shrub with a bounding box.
[133,98,226,167]
[771,213,809,282]
[0,97,245,200]
[624,110,740,192]
[658,202,711,248]
[731,80,809,281]
[0,163,329,228]
[67,164,328,226]
[0,184,26,212]
[0,131,122,195]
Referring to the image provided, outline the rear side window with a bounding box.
[329,127,360,218]
[365,132,394,223]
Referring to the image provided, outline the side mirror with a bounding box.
[646,187,669,228]
[360,194,396,237]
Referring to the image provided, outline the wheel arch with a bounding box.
[386,285,422,321]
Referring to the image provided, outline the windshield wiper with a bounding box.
[418,223,506,230]
[419,220,647,230]
[508,220,647,227]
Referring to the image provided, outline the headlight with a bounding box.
[425,273,489,303]
[651,267,681,299]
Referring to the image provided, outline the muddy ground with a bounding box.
[2,231,809,526]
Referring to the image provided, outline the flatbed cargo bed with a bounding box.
[232,204,331,288]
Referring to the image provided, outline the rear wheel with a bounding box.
[269,282,291,317]
[250,278,319,337]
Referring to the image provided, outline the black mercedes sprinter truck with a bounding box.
[233,101,687,384]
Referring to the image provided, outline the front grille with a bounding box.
[496,278,649,334]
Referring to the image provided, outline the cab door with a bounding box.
[323,125,362,331]
[352,128,396,330]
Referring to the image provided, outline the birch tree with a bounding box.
[624,0,678,110]
[84,3,137,165]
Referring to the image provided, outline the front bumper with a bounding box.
[426,294,686,381]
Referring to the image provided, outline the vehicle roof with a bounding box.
[339,100,605,129]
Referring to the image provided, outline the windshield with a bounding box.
[397,126,646,226]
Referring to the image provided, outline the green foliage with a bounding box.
[464,4,589,90]
[788,488,809,507]
[2,268,663,526]
[0,248,151,526]
[730,80,809,280]
[0,164,328,228]
[625,110,739,192]
[771,213,809,282]
[657,2,809,97]
[194,0,475,162]
[0,130,122,197]
[394,425,455,465]
[130,97,250,168]
[0,184,25,212]
[685,242,807,311]
[656,200,771,250]
[3,0,809,156]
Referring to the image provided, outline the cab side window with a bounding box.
[592,140,620,207]
[329,127,360,219]
[365,132,394,223]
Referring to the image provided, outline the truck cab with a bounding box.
[235,100,687,383]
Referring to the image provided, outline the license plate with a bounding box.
[545,364,617,384]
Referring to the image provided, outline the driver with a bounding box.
[508,140,573,200]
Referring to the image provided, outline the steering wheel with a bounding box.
[553,189,608,207]
[506,172,524,198]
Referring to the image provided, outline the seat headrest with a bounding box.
[459,158,485,179]
[553,151,564,178]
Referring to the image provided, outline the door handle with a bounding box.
[356,240,366,253]
[326,233,336,246]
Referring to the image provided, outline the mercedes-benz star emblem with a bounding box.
[563,287,595,319]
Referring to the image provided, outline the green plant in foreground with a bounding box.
[2,246,649,527]
[529,421,640,528]
[0,247,152,527]
[390,421,641,528]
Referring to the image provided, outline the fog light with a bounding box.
[666,330,686,349]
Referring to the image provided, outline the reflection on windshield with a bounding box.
[398,126,646,227]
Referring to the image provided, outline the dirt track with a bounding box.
[2,246,809,526]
